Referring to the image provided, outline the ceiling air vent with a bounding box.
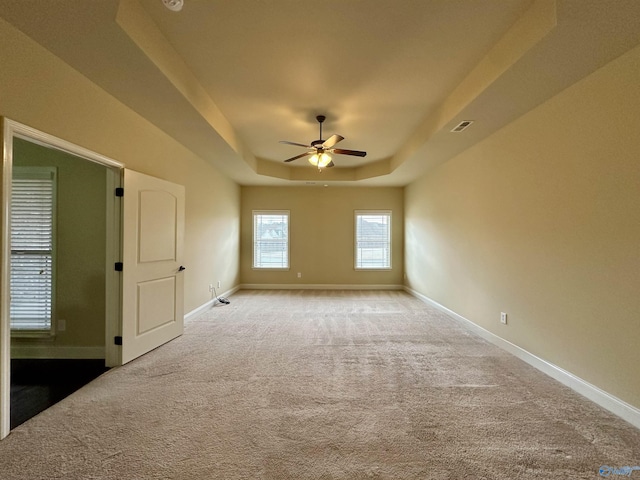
[451,120,474,133]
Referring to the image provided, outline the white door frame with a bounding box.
[0,118,124,439]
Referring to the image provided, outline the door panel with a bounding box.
[137,277,176,334]
[139,190,177,262]
[122,170,185,364]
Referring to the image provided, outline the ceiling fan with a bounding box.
[280,115,367,171]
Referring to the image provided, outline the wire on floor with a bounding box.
[213,286,230,305]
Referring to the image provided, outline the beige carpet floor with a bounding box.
[1,290,639,479]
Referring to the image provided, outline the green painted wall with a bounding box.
[12,138,107,353]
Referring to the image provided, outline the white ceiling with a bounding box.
[2,0,640,186]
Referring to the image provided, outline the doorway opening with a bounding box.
[9,137,113,428]
[1,118,124,439]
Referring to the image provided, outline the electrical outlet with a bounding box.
[208,284,214,292]
[297,272,302,278]
[217,281,221,288]
[500,312,508,325]
[58,319,66,331]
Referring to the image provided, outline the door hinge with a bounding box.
[114,262,123,271]
[114,336,122,346]
[115,187,124,197]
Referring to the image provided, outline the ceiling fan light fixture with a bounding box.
[309,153,331,168]
[162,0,184,12]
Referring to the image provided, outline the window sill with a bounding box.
[11,330,54,340]
[354,268,392,271]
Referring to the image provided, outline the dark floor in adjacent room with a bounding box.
[10,359,109,429]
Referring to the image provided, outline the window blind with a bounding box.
[253,211,289,269]
[355,212,391,269]
[10,169,55,331]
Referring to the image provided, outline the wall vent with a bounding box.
[451,120,474,133]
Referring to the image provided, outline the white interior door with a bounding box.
[121,169,185,364]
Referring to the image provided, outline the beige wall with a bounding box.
[0,18,240,318]
[13,138,106,349]
[405,44,640,409]
[241,186,404,286]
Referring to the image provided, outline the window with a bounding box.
[355,211,391,270]
[253,211,289,269]
[10,167,56,332]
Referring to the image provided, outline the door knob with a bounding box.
[178,265,186,271]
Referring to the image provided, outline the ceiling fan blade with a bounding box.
[280,140,311,148]
[326,160,335,168]
[332,148,367,157]
[284,152,312,163]
[322,134,344,149]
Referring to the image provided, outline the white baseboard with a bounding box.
[11,345,105,360]
[184,285,241,322]
[405,286,640,430]
[240,283,404,291]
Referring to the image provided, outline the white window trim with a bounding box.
[354,210,392,271]
[10,166,57,337]
[252,210,290,270]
